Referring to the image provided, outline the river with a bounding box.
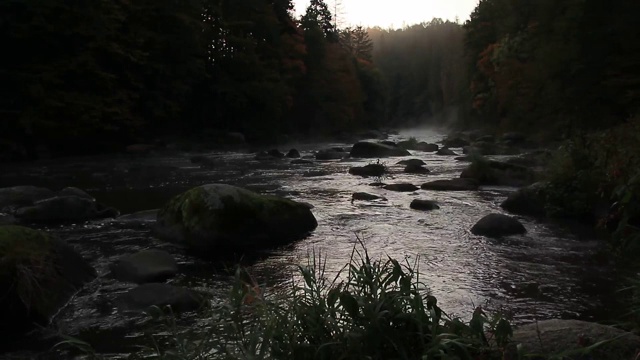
[0,128,616,359]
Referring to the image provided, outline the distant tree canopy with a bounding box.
[464,0,640,138]
[368,20,468,127]
[0,0,388,159]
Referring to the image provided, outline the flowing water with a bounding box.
[0,129,617,359]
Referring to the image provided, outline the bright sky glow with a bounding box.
[293,0,478,28]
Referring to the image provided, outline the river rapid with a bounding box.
[0,128,616,359]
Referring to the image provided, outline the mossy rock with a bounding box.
[0,225,96,338]
[155,184,318,254]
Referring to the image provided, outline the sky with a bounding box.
[292,0,479,29]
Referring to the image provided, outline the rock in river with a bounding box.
[470,213,526,237]
[410,199,440,211]
[155,184,318,254]
[350,141,411,158]
[349,164,386,177]
[0,225,96,338]
[110,249,178,284]
[397,159,426,167]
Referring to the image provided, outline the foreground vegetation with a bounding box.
[139,245,514,360]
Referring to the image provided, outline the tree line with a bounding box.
[0,0,386,159]
[4,0,637,160]
[464,0,640,138]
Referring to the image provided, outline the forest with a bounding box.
[2,0,640,358]
[0,0,387,158]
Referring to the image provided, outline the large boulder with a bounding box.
[349,164,386,177]
[116,283,204,313]
[470,213,526,237]
[500,182,549,217]
[421,179,479,191]
[0,226,96,338]
[350,141,411,158]
[15,196,119,224]
[508,320,640,360]
[155,184,318,253]
[110,249,178,284]
[0,186,55,213]
[460,159,536,187]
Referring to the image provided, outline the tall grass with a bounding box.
[147,242,513,360]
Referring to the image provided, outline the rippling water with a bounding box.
[0,129,616,358]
